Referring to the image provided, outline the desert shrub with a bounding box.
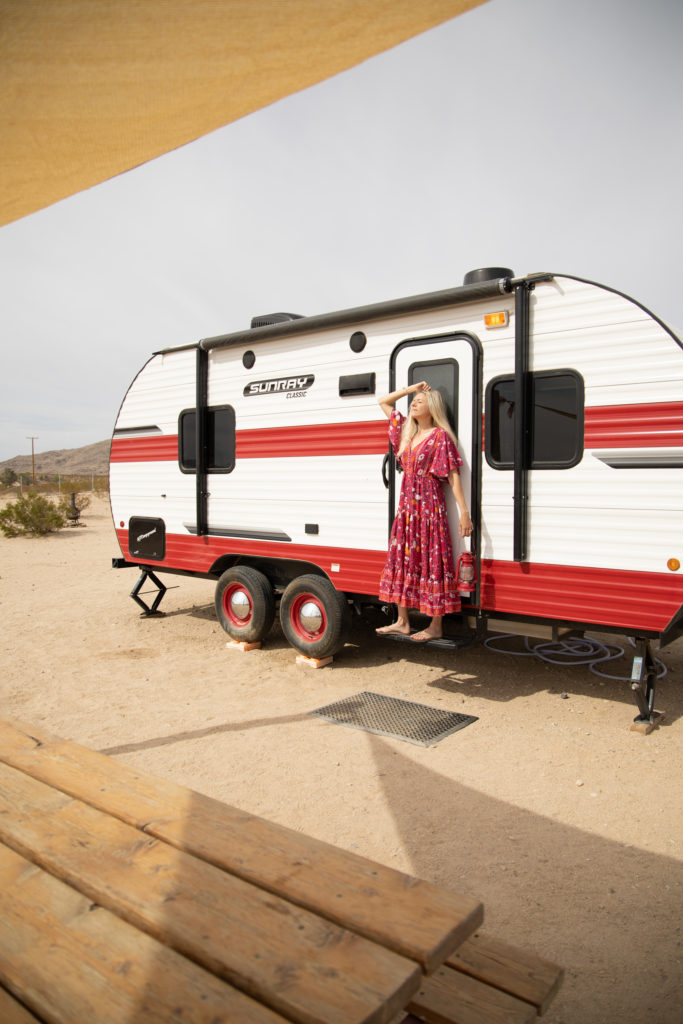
[0,468,17,487]
[0,494,68,537]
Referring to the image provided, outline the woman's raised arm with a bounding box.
[378,380,430,420]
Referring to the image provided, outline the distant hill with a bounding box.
[0,439,111,477]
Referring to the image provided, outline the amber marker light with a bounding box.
[667,558,680,572]
[484,311,509,328]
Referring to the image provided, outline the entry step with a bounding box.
[381,632,474,651]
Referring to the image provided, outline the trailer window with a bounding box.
[179,405,235,473]
[486,371,583,469]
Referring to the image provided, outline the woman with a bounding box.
[376,380,473,641]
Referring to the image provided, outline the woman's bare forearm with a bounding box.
[378,381,429,419]
[449,469,473,536]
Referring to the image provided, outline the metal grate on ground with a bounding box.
[310,691,478,747]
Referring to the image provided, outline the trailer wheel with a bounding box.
[215,567,275,643]
[280,575,350,659]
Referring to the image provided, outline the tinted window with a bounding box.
[488,378,515,464]
[408,358,459,437]
[210,406,236,469]
[531,374,582,465]
[179,410,197,469]
[179,405,235,472]
[487,371,583,469]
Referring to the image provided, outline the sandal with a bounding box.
[410,629,441,643]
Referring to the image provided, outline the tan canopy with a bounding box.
[0,0,485,226]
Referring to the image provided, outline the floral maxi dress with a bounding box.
[378,409,463,617]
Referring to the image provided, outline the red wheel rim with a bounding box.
[290,593,326,642]
[223,582,253,628]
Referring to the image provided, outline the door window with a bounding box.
[407,358,459,437]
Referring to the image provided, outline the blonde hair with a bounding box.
[397,389,458,456]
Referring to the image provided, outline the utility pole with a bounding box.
[26,436,38,483]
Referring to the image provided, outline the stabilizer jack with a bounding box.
[130,568,167,617]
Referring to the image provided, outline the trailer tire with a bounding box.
[215,567,275,643]
[280,575,350,659]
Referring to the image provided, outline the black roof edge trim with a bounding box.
[154,341,200,355]
[197,277,514,352]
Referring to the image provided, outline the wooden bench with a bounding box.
[0,718,563,1023]
[1,985,42,1024]
[402,931,564,1024]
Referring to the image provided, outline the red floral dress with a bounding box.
[378,409,463,616]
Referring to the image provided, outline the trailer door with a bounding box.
[390,334,480,547]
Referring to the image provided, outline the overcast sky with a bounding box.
[1,0,681,462]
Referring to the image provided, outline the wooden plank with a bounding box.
[407,966,537,1024]
[0,843,288,1024]
[0,764,420,1024]
[0,717,483,971]
[0,984,43,1024]
[446,933,564,1015]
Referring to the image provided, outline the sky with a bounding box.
[1,0,682,462]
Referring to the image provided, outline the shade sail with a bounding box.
[0,0,486,226]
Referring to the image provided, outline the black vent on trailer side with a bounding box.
[339,372,376,396]
[128,517,166,561]
[250,312,304,329]
[463,267,514,286]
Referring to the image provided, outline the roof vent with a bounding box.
[463,267,514,286]
[250,312,304,329]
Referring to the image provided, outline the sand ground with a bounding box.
[1,495,681,1023]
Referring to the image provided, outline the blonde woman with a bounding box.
[376,381,473,641]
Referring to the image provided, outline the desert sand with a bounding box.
[1,495,681,1023]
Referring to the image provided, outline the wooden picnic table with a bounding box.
[0,718,562,1024]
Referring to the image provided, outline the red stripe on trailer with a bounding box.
[478,559,683,633]
[235,420,388,458]
[110,436,178,462]
[110,421,389,463]
[584,401,683,448]
[116,529,387,595]
[110,401,683,465]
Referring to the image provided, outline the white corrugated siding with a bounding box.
[114,350,196,433]
[210,293,520,431]
[207,454,388,550]
[109,462,194,532]
[480,276,682,574]
[111,455,389,550]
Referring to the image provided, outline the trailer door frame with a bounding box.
[389,332,482,592]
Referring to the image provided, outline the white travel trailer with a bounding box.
[111,269,683,727]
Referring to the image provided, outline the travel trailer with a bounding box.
[110,268,683,728]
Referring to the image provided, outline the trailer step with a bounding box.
[380,632,475,651]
